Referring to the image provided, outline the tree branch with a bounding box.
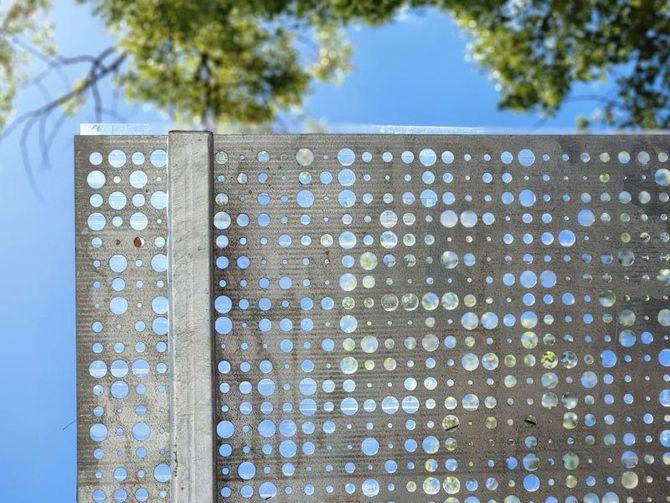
[1,48,126,142]
[0,45,127,200]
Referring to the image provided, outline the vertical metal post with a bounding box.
[168,131,216,502]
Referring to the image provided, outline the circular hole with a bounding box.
[132,422,151,440]
[111,381,129,399]
[87,171,106,189]
[132,359,150,377]
[440,210,458,228]
[259,482,277,500]
[519,189,536,207]
[518,149,535,167]
[87,213,106,231]
[89,423,107,442]
[559,229,576,247]
[217,420,235,438]
[89,152,103,166]
[151,254,167,272]
[150,191,167,209]
[109,254,128,273]
[130,212,148,230]
[154,464,170,483]
[337,169,356,187]
[110,297,128,314]
[89,360,107,378]
[129,170,148,189]
[238,461,256,480]
[577,209,595,227]
[89,194,103,207]
[108,149,127,168]
[337,148,355,166]
[132,194,145,207]
[215,151,228,164]
[401,150,414,164]
[500,151,513,164]
[296,148,314,166]
[150,149,167,168]
[109,191,127,210]
[419,148,437,166]
[655,168,670,186]
[658,309,670,326]
[131,152,145,165]
[296,189,314,208]
[460,210,477,228]
[111,360,129,378]
[214,212,231,230]
[441,251,458,269]
[441,151,454,164]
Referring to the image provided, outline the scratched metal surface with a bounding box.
[212,135,670,502]
[75,136,171,503]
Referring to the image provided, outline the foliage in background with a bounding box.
[449,0,670,129]
[86,1,355,126]
[2,0,670,134]
[0,1,54,129]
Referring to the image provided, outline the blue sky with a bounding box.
[0,2,596,502]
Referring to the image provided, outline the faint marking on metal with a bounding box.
[75,135,171,502]
[168,131,217,502]
[211,135,670,502]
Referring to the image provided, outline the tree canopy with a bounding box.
[2,0,670,134]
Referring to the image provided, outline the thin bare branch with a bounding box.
[44,109,68,158]
[0,43,127,200]
[19,113,44,201]
[1,49,126,141]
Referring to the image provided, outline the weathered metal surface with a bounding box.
[75,136,171,502]
[211,135,670,502]
[168,131,217,502]
[77,133,670,502]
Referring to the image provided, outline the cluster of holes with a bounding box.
[212,143,670,501]
[82,147,171,502]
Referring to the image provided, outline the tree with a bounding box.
[449,0,670,129]
[2,0,670,147]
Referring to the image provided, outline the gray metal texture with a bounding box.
[167,131,217,502]
[211,135,670,502]
[76,136,171,502]
[76,133,670,503]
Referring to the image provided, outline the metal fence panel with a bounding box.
[75,136,171,503]
[211,135,670,502]
[77,133,670,502]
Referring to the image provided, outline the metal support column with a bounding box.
[168,131,216,502]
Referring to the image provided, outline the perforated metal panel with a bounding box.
[77,134,670,503]
[211,135,670,502]
[76,136,171,503]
